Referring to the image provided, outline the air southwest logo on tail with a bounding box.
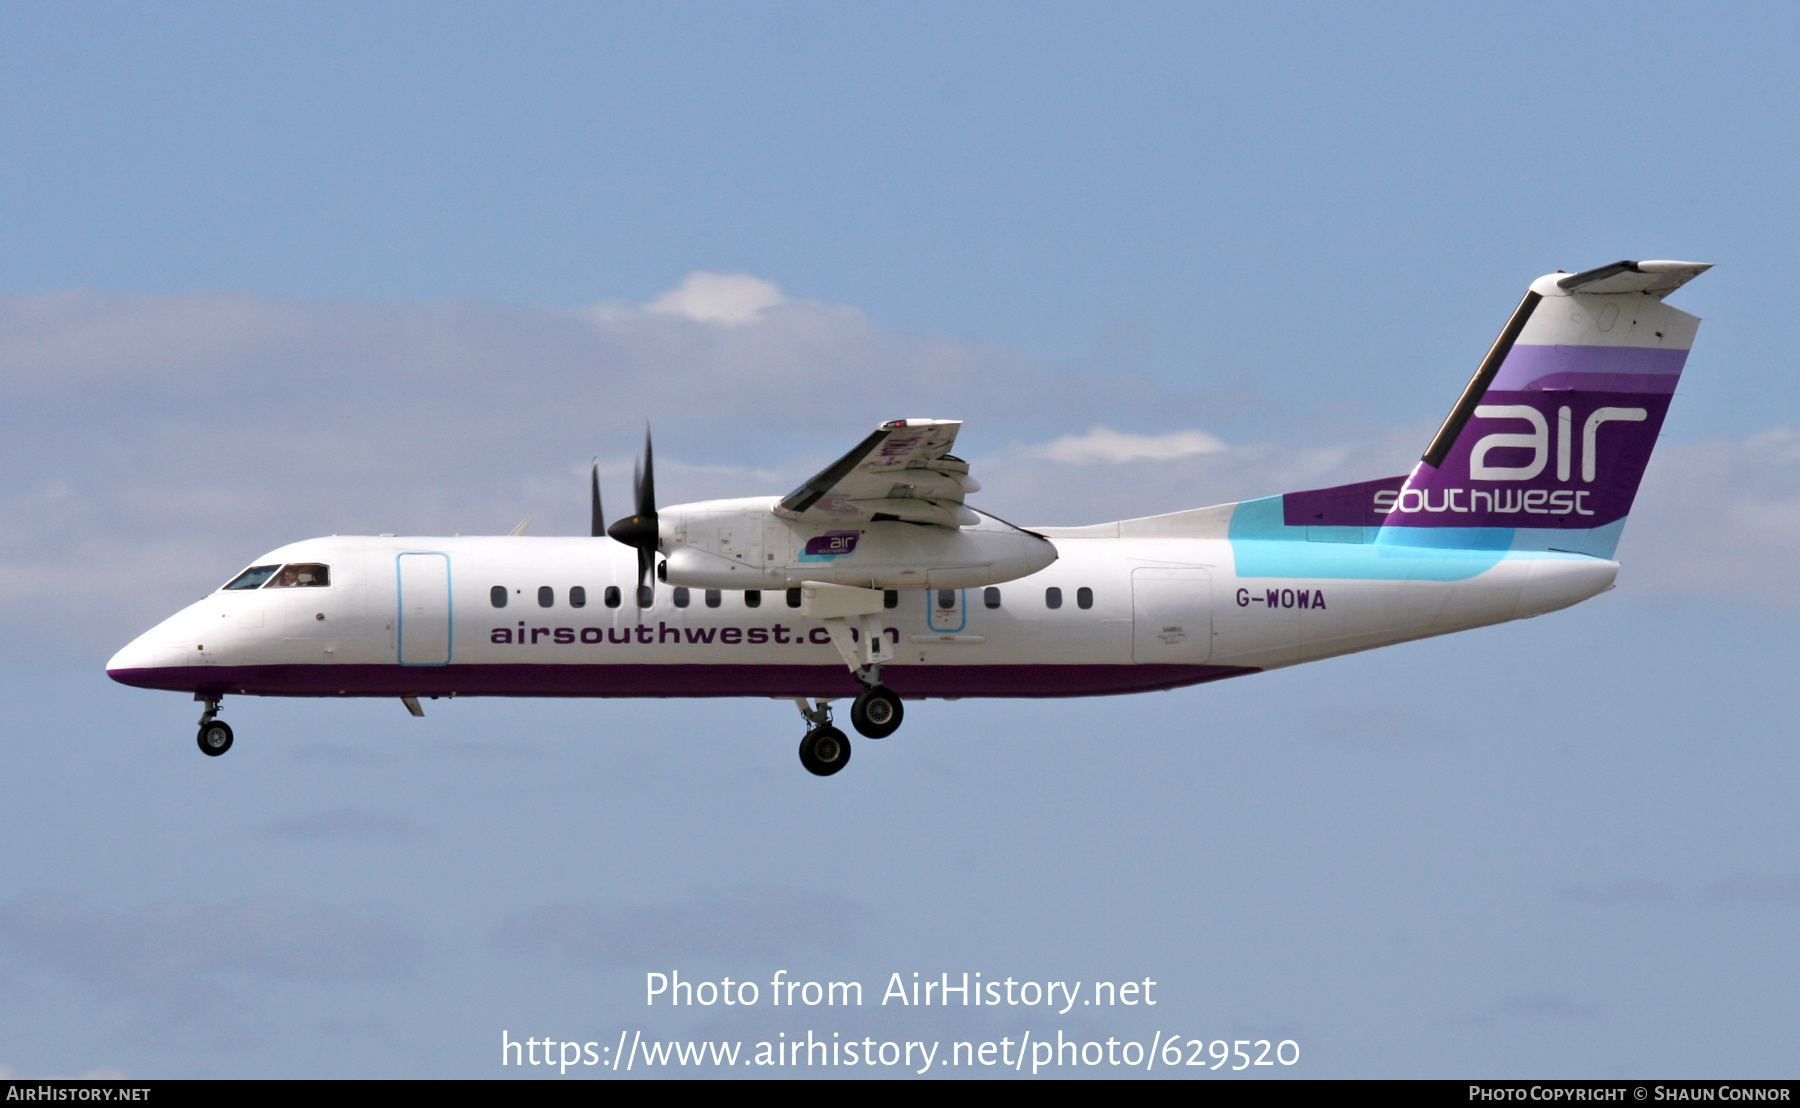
[1378,400,1651,518]
[1388,392,1669,528]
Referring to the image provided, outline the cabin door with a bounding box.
[396,553,452,665]
[1131,567,1211,664]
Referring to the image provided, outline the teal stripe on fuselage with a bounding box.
[1226,496,1606,580]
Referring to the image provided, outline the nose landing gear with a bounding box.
[195,696,233,757]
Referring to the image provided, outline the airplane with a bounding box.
[106,260,1710,776]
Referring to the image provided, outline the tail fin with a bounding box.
[1377,260,1710,556]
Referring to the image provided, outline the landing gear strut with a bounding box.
[793,698,850,777]
[796,582,907,743]
[195,696,233,757]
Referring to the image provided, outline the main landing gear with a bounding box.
[795,582,907,755]
[850,684,904,739]
[791,682,906,777]
[195,696,233,757]
[793,698,850,777]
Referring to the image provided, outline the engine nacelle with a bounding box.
[659,497,1057,591]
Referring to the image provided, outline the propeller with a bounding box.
[606,426,660,590]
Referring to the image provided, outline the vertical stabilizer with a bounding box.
[1378,260,1710,556]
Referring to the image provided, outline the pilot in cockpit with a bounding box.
[268,563,329,588]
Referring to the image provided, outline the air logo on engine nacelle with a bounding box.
[799,530,861,562]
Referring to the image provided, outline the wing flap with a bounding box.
[775,419,973,525]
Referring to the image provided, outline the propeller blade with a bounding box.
[636,426,656,519]
[589,457,604,538]
[605,425,661,592]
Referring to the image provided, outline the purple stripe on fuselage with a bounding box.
[1490,344,1688,393]
[106,662,1261,700]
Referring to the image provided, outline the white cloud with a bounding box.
[644,271,788,324]
[992,420,1429,527]
[1034,425,1229,464]
[1616,427,1800,603]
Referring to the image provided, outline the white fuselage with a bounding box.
[105,519,1616,702]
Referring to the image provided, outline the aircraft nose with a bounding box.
[105,628,187,689]
[105,634,156,685]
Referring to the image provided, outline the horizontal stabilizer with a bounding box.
[1542,259,1711,298]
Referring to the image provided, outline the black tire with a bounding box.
[197,720,234,757]
[798,726,851,776]
[850,685,904,739]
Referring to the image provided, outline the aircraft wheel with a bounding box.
[197,720,234,757]
[850,685,904,739]
[799,727,851,776]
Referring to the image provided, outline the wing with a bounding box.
[774,419,982,527]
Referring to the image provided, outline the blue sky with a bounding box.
[2,2,1797,1078]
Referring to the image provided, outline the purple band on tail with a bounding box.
[1490,343,1688,393]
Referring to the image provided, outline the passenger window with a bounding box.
[673,587,690,608]
[1077,587,1093,610]
[569,586,586,608]
[637,585,654,608]
[538,586,553,608]
[704,589,721,608]
[224,565,281,591]
[937,589,956,610]
[265,563,330,588]
[604,586,621,609]
[983,587,1001,609]
[490,585,508,609]
[1045,586,1062,610]
[786,587,802,608]
[884,590,898,609]
[744,590,762,608]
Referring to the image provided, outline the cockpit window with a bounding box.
[264,563,331,588]
[223,565,281,591]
